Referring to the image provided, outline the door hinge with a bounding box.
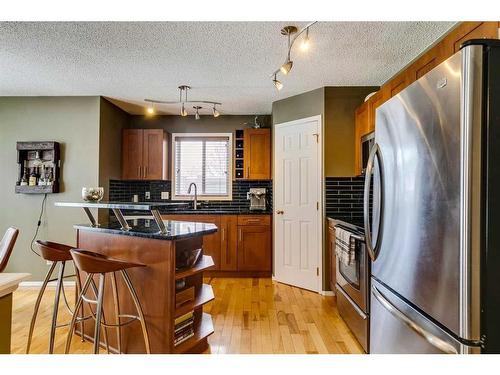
[313,133,319,143]
[316,267,319,276]
[316,201,319,210]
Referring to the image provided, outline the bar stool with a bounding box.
[66,249,151,354]
[26,241,108,354]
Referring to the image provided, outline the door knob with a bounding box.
[276,210,284,215]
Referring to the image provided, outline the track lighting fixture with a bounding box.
[194,106,202,120]
[146,103,155,115]
[273,74,283,91]
[180,103,188,117]
[145,85,222,119]
[270,22,317,90]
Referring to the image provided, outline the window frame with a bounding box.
[171,132,233,201]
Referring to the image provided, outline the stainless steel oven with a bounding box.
[334,221,370,352]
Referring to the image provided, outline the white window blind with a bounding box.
[173,135,232,199]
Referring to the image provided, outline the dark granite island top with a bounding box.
[74,219,217,241]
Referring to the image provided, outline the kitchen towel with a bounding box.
[335,227,356,266]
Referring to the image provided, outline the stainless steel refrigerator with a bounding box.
[364,40,500,354]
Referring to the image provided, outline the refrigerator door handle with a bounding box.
[372,285,458,354]
[364,143,384,262]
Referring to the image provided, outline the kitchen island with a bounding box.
[56,201,217,354]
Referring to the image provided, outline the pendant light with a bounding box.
[273,74,283,91]
[194,106,202,120]
[180,103,188,117]
[212,105,220,118]
[300,27,310,52]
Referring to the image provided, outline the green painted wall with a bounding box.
[0,97,101,281]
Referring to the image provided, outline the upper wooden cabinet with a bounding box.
[243,128,271,180]
[354,102,370,175]
[122,129,168,180]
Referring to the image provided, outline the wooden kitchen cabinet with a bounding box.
[237,224,272,272]
[122,129,168,180]
[220,215,238,271]
[243,128,271,180]
[354,102,370,176]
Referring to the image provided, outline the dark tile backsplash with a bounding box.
[325,176,365,225]
[109,179,273,214]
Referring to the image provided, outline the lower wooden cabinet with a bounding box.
[237,225,272,272]
[220,215,238,271]
[162,214,272,274]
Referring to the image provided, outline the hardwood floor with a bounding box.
[10,277,363,354]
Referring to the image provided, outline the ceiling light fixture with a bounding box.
[145,85,222,119]
[273,74,283,91]
[271,22,317,90]
[212,105,220,118]
[180,103,188,117]
[146,103,155,115]
[194,106,202,120]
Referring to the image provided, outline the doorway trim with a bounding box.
[272,114,324,293]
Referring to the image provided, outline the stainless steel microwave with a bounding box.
[361,132,375,175]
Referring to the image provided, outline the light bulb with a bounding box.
[300,28,310,52]
[180,104,188,117]
[194,106,201,120]
[273,74,283,91]
[280,60,293,75]
[146,106,155,115]
[213,106,220,118]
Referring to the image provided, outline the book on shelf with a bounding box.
[175,318,194,334]
[174,329,195,346]
[174,311,193,326]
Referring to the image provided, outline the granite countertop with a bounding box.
[56,201,189,211]
[75,218,218,241]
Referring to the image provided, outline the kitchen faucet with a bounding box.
[187,182,198,210]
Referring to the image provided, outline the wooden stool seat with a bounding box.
[70,249,146,274]
[36,240,73,262]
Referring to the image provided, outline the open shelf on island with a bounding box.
[175,255,214,280]
[175,283,215,318]
[173,312,214,354]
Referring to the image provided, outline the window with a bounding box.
[171,133,232,200]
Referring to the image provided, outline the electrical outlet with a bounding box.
[161,191,169,200]
[145,191,151,200]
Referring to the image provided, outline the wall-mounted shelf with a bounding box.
[15,141,60,194]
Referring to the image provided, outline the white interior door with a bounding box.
[274,115,322,292]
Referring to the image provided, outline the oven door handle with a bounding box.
[364,143,384,262]
[372,285,458,354]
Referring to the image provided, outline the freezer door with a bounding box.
[370,279,478,354]
[370,45,483,341]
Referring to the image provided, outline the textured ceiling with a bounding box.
[0,22,455,115]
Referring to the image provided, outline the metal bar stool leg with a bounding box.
[89,276,110,353]
[93,273,105,354]
[110,272,122,354]
[49,261,66,353]
[121,270,151,354]
[74,268,85,342]
[26,261,57,354]
[65,274,92,354]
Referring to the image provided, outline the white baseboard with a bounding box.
[19,281,76,288]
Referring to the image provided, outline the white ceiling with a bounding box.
[0,22,455,115]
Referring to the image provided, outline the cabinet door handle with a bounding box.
[221,228,225,242]
[247,166,250,179]
[239,229,242,242]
